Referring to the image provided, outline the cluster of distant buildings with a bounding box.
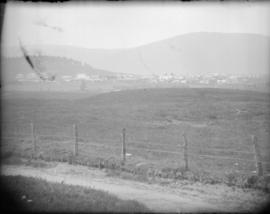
[15,71,261,87]
[149,72,259,86]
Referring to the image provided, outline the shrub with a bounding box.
[254,175,270,192]
[208,114,218,120]
[182,171,197,181]
[243,175,259,188]
[225,172,239,186]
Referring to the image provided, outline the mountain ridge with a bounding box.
[3,32,270,51]
[2,32,270,77]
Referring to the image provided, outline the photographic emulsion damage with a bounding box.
[1,1,270,213]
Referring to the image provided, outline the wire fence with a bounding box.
[2,121,270,176]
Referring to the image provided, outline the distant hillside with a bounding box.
[3,32,270,77]
[137,32,270,77]
[1,56,115,83]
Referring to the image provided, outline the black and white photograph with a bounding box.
[1,1,270,212]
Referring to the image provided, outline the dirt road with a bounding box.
[1,161,268,212]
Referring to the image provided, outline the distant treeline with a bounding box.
[2,55,114,83]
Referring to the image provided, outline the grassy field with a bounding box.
[2,88,270,185]
[1,175,150,212]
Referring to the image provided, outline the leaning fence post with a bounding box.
[122,128,126,164]
[252,135,263,176]
[30,122,37,156]
[183,133,189,171]
[73,124,78,156]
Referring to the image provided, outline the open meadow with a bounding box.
[2,88,270,186]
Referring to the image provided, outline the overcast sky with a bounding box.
[2,1,270,49]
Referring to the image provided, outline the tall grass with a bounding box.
[1,175,150,212]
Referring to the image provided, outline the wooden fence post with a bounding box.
[30,122,37,155]
[73,124,78,156]
[183,133,189,171]
[252,135,263,176]
[122,128,126,164]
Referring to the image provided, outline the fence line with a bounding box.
[2,122,270,175]
[78,142,258,163]
[1,134,258,156]
[183,133,189,170]
[1,126,260,155]
[252,135,263,176]
[123,146,183,155]
[4,123,256,153]
[188,153,255,163]
[73,124,78,156]
[80,142,182,155]
[187,145,254,155]
[2,136,32,140]
[3,134,268,165]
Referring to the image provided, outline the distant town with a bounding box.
[14,71,267,88]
